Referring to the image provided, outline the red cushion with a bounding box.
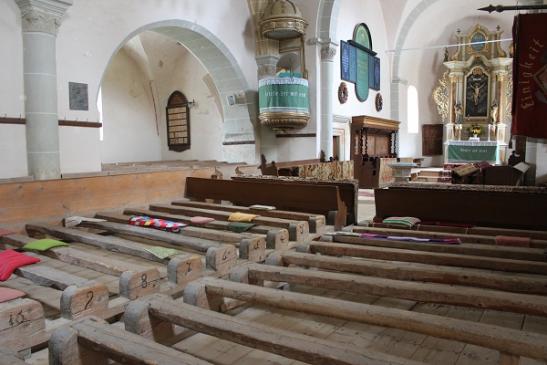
[0,287,25,303]
[0,250,41,281]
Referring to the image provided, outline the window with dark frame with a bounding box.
[166,91,190,152]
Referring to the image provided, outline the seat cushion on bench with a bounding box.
[0,250,41,281]
[0,287,26,303]
[22,238,68,252]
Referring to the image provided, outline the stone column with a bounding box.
[319,42,337,158]
[16,0,72,180]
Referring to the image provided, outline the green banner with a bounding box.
[259,77,309,114]
[447,144,497,163]
[355,48,369,102]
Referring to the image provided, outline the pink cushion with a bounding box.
[0,287,26,303]
[0,228,14,237]
[190,216,215,225]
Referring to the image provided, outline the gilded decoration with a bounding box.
[260,0,307,40]
[432,71,450,123]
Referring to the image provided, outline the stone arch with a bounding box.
[316,0,341,41]
[99,19,258,162]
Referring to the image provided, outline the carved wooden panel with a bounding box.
[422,124,443,156]
[166,91,190,152]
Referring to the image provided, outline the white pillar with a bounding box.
[319,42,337,158]
[16,0,72,180]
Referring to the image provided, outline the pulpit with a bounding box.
[350,115,400,188]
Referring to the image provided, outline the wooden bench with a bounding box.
[150,203,309,243]
[49,316,212,365]
[124,293,418,365]
[123,207,289,250]
[186,277,547,364]
[185,177,347,229]
[232,175,359,225]
[375,183,547,230]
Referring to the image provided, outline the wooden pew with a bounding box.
[150,203,309,243]
[233,175,359,226]
[25,223,217,279]
[184,177,347,229]
[171,200,326,234]
[124,294,419,365]
[123,207,289,250]
[374,183,547,230]
[351,225,547,249]
[48,316,212,365]
[230,263,547,316]
[92,212,266,262]
[302,241,547,275]
[323,233,547,261]
[265,251,547,295]
[70,220,239,273]
[185,277,547,364]
[0,298,46,353]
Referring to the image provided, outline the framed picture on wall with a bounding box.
[369,56,380,91]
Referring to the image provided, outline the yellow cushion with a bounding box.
[228,212,257,222]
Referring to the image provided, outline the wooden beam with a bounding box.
[124,294,420,365]
[48,317,211,365]
[187,278,547,361]
[306,241,547,274]
[92,212,266,262]
[171,200,325,233]
[124,207,289,250]
[150,203,309,243]
[242,263,547,316]
[326,234,547,261]
[267,251,547,295]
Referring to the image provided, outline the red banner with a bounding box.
[512,13,547,139]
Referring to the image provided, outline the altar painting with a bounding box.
[464,66,489,119]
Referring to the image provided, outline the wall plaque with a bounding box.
[69,82,89,111]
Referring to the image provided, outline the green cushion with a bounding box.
[382,216,421,228]
[144,246,181,260]
[22,239,68,252]
[228,222,256,233]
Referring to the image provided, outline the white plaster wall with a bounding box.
[0,125,28,179]
[0,1,27,178]
[149,39,224,161]
[56,0,257,128]
[332,0,391,121]
[59,127,101,174]
[100,49,162,163]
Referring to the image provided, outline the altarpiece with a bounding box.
[433,25,513,165]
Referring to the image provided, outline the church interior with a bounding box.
[1,0,547,364]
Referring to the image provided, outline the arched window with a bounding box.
[407,85,419,134]
[166,91,190,152]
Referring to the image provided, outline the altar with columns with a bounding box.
[433,24,512,165]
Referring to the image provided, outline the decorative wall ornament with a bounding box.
[338,82,348,104]
[375,93,383,112]
[340,23,378,102]
[69,82,89,111]
[432,71,450,123]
